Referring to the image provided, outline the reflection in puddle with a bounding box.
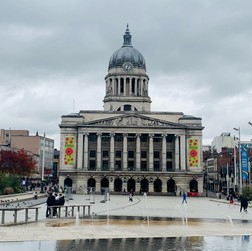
[0,236,251,251]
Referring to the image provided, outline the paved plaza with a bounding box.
[1,193,252,242]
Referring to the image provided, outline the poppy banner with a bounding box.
[188,138,199,168]
[64,136,75,166]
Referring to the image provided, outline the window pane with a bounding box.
[128,151,135,158]
[115,134,123,142]
[89,160,96,170]
[141,161,147,171]
[115,161,122,171]
[166,161,173,171]
[90,150,96,158]
[154,151,160,158]
[167,151,172,159]
[154,161,160,171]
[115,151,122,158]
[103,150,109,158]
[141,151,147,158]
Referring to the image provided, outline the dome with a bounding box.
[108,26,146,71]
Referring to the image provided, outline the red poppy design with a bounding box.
[190,149,197,158]
[65,147,73,155]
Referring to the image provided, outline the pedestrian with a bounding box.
[240,196,248,212]
[229,194,234,207]
[182,191,187,204]
[46,192,56,217]
[33,191,38,200]
[129,190,133,202]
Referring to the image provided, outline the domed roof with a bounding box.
[108,25,146,71]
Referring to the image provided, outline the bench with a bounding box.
[47,204,91,218]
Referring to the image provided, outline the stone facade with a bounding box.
[59,26,204,195]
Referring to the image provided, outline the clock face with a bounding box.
[123,62,133,72]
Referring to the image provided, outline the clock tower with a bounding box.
[103,25,151,112]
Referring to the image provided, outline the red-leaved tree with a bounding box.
[0,149,36,176]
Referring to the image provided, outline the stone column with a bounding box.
[123,134,128,171]
[175,135,180,171]
[112,77,115,95]
[180,134,186,170]
[123,77,126,96]
[83,133,89,170]
[77,133,84,170]
[117,78,120,96]
[149,134,154,171]
[97,133,101,171]
[162,134,167,172]
[110,133,115,170]
[136,134,141,171]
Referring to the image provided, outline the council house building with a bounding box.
[59,26,204,195]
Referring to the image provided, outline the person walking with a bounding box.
[240,196,248,212]
[182,191,187,204]
[129,190,133,202]
[229,194,234,207]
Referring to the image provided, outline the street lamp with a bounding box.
[233,127,242,191]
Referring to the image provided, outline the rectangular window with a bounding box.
[115,161,122,171]
[167,151,172,159]
[102,150,109,158]
[140,134,148,142]
[128,134,136,142]
[141,161,147,171]
[89,133,97,142]
[166,161,173,171]
[115,150,122,158]
[153,135,162,142]
[128,151,135,158]
[166,135,173,142]
[101,134,110,142]
[90,150,96,158]
[154,161,160,171]
[141,151,147,158]
[89,160,96,170]
[154,151,160,159]
[102,160,109,171]
[115,134,123,142]
[128,160,135,171]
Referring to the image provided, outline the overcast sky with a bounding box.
[0,0,251,149]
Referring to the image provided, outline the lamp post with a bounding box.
[233,127,242,191]
[233,135,237,188]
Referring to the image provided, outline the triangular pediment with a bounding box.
[85,114,186,128]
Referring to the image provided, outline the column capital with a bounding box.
[136,133,141,138]
[84,133,89,137]
[162,134,167,138]
[96,132,102,136]
[123,133,128,138]
[149,133,154,138]
[110,133,115,137]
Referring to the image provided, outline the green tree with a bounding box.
[242,185,252,201]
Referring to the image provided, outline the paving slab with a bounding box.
[1,193,252,242]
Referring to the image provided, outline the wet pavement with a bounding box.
[1,192,252,241]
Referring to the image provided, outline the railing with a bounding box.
[0,207,40,224]
[47,204,91,218]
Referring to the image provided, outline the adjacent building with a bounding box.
[0,129,54,177]
[59,26,204,195]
